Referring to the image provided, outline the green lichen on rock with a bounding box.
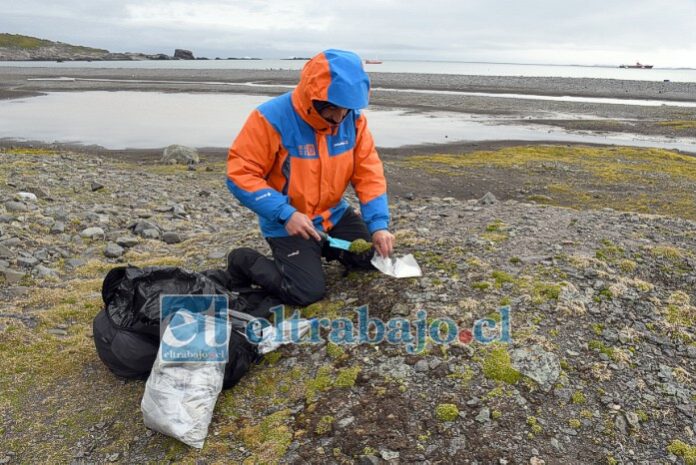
[667,439,696,465]
[435,403,460,421]
[335,366,361,388]
[349,238,372,254]
[482,346,522,384]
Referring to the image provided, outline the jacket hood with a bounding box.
[292,49,370,132]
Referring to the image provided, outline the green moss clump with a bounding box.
[491,270,515,288]
[349,239,372,254]
[568,418,581,429]
[526,416,543,435]
[482,346,521,384]
[326,342,346,360]
[238,409,293,462]
[435,403,460,421]
[571,390,587,404]
[667,439,696,465]
[306,365,334,402]
[335,366,361,388]
[315,415,334,435]
[472,281,491,291]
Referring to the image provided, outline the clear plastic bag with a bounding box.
[141,311,228,449]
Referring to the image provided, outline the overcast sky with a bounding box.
[2,0,695,67]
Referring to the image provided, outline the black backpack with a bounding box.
[92,265,279,389]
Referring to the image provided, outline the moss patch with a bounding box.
[435,403,460,421]
[482,346,521,384]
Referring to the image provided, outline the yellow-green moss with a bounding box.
[349,239,373,254]
[335,366,361,388]
[398,145,696,220]
[326,342,346,360]
[568,418,582,429]
[658,120,696,130]
[491,270,516,288]
[571,390,587,404]
[667,439,696,465]
[315,415,334,435]
[238,409,293,463]
[482,346,521,384]
[435,403,460,421]
[526,416,543,435]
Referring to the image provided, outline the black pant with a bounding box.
[227,209,374,307]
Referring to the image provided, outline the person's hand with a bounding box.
[372,230,395,258]
[285,212,322,241]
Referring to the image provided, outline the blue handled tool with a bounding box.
[317,231,352,251]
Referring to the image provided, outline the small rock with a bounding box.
[511,344,561,392]
[91,181,104,192]
[162,231,182,244]
[116,236,139,248]
[47,328,68,336]
[16,192,38,202]
[405,192,415,200]
[615,414,628,435]
[336,416,355,429]
[0,267,25,284]
[530,457,545,465]
[17,256,39,268]
[80,227,105,239]
[106,452,120,462]
[104,242,125,258]
[475,407,490,423]
[34,265,58,279]
[5,201,28,212]
[65,258,86,269]
[50,221,65,234]
[380,449,399,461]
[478,192,498,205]
[414,359,430,372]
[0,244,14,259]
[141,228,161,239]
[391,302,411,316]
[625,412,640,429]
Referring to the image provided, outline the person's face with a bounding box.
[319,103,349,125]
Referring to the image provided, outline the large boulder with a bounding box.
[174,49,194,60]
[161,145,199,165]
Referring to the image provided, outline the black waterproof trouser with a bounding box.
[227,208,374,307]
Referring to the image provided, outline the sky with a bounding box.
[1,0,695,67]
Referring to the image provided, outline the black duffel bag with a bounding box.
[93,265,271,389]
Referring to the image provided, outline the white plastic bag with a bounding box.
[141,311,228,449]
[371,253,423,278]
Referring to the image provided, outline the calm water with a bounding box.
[1,91,694,153]
[2,59,695,83]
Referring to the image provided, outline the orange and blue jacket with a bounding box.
[226,49,389,238]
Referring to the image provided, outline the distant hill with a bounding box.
[0,33,171,61]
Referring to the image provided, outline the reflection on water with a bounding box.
[0,91,694,153]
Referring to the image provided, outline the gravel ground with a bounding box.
[0,146,695,464]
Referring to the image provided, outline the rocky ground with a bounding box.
[0,144,695,464]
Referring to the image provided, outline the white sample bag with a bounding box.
[141,310,228,449]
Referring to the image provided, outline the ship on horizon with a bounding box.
[619,61,653,69]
